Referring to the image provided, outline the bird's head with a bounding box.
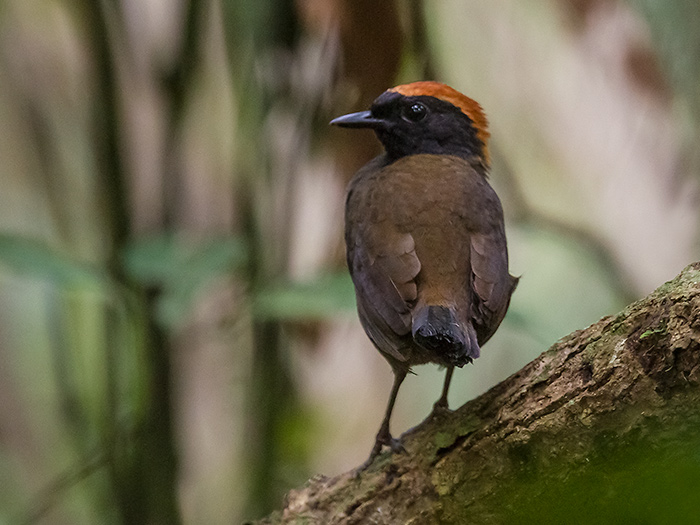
[331,81,490,167]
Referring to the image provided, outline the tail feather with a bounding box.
[412,306,479,366]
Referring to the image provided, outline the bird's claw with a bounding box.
[430,398,453,418]
[353,434,406,476]
[388,437,407,455]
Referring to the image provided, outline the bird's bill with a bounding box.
[330,110,386,129]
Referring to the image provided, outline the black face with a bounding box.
[367,91,485,161]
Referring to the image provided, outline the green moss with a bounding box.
[434,432,454,449]
[639,321,668,339]
[681,269,700,284]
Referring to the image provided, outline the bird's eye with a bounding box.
[403,102,427,122]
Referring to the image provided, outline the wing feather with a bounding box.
[470,231,518,342]
[347,226,421,361]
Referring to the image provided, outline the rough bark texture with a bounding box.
[256,263,700,524]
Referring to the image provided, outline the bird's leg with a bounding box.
[432,365,455,413]
[356,369,408,473]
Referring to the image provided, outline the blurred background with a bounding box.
[0,0,699,523]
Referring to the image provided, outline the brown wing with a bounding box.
[347,225,421,362]
[345,157,421,362]
[470,229,518,344]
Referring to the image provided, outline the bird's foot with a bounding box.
[353,434,406,476]
[387,436,407,455]
[429,397,453,418]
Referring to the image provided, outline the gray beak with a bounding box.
[330,110,386,129]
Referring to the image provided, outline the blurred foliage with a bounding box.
[0,234,108,290]
[0,0,698,524]
[123,235,249,327]
[254,273,355,321]
[633,0,700,108]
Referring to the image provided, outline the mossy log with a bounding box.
[256,263,700,524]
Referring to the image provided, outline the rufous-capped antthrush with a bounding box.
[331,81,518,469]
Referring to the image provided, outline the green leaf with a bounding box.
[254,273,356,321]
[122,234,249,327]
[121,234,182,284]
[0,234,107,289]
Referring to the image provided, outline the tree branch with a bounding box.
[255,262,700,524]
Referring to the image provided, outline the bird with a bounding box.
[330,81,518,470]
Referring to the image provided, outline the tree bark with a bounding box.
[255,263,700,524]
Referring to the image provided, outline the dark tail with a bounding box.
[412,306,479,366]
